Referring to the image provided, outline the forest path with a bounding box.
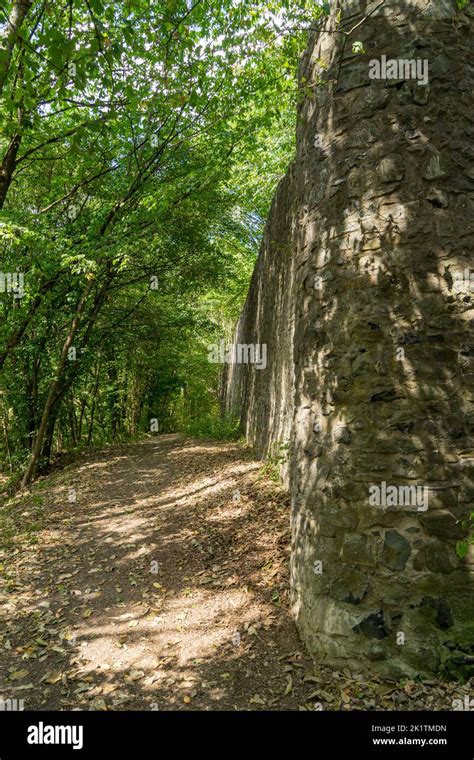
[0,435,315,710]
[0,436,461,710]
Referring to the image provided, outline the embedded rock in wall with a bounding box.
[223,0,474,678]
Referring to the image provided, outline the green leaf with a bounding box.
[352,41,365,54]
[456,541,469,559]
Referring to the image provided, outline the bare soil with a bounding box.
[0,435,469,711]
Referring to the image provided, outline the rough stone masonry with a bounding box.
[223,0,474,679]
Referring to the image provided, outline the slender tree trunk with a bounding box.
[106,357,121,438]
[78,397,87,442]
[1,405,12,470]
[0,0,33,96]
[23,267,115,477]
[0,132,22,209]
[87,360,101,446]
[21,280,94,487]
[68,397,77,447]
[40,406,59,467]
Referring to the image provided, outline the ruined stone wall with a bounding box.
[223,0,474,678]
[222,167,298,486]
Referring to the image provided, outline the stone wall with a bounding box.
[222,167,298,487]
[223,0,474,678]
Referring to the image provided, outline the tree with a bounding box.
[0,0,315,484]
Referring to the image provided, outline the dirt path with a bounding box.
[0,436,467,711]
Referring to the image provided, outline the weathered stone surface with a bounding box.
[424,153,448,180]
[377,155,405,183]
[327,566,369,604]
[426,188,449,208]
[223,0,474,677]
[341,534,377,568]
[420,510,465,539]
[354,610,391,640]
[404,647,441,673]
[381,530,411,570]
[413,549,426,571]
[413,83,430,105]
[424,542,458,574]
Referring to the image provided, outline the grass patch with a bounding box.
[183,414,242,441]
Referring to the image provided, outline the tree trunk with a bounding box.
[68,396,78,447]
[0,132,22,209]
[77,397,87,442]
[21,266,115,478]
[21,280,94,487]
[40,406,59,467]
[0,0,32,96]
[87,360,101,446]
